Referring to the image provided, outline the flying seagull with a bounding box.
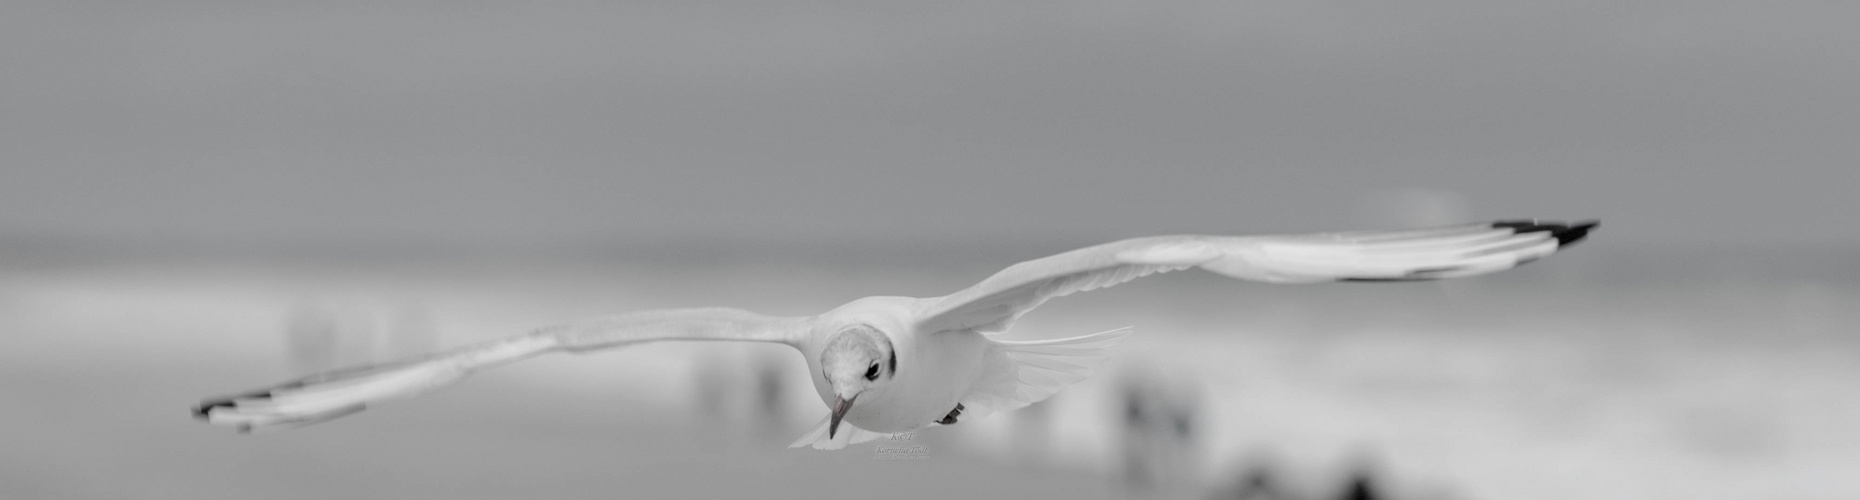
[193,219,1596,449]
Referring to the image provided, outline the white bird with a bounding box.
[193,219,1596,449]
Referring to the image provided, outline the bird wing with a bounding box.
[916,219,1596,333]
[193,307,809,433]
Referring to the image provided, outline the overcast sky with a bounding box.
[2,2,1854,249]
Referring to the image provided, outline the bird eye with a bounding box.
[864,363,880,381]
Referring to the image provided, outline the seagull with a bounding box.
[193,219,1596,449]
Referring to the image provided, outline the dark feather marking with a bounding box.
[1556,221,1598,246]
[1407,266,1465,277]
[1493,220,1599,247]
[192,402,228,420]
[937,403,965,425]
[193,386,279,420]
[1341,265,1464,283]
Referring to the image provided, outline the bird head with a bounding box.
[819,324,895,438]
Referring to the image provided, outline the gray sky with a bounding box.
[2,1,1854,249]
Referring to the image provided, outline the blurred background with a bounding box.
[2,2,1856,499]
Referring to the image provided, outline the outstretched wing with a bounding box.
[193,308,809,433]
[916,219,1596,333]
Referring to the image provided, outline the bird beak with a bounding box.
[829,394,857,439]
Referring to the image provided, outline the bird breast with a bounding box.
[842,329,991,433]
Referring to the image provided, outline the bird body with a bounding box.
[801,295,984,435]
[193,220,1596,450]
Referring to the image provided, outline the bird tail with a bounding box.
[959,326,1135,421]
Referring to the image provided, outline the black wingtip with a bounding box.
[192,400,231,420]
[193,386,276,421]
[1559,220,1598,246]
[1493,219,1599,247]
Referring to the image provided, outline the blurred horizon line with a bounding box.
[5,230,1856,286]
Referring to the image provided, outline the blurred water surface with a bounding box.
[1,247,1855,500]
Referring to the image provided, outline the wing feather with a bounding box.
[194,308,808,433]
[918,220,1595,333]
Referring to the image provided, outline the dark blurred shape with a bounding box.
[1337,471,1379,500]
[1211,461,1300,500]
[1334,453,1385,500]
[692,346,793,446]
[284,302,437,374]
[1118,366,1205,498]
[694,349,731,421]
[752,354,789,439]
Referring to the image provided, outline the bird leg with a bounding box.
[937,403,965,425]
